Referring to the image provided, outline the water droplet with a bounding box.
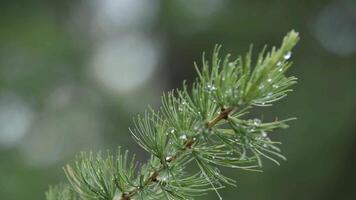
[266,92,273,98]
[278,68,283,72]
[253,119,261,126]
[267,78,272,83]
[178,106,183,111]
[258,84,265,90]
[206,84,217,92]
[272,84,279,89]
[261,131,267,137]
[165,156,172,161]
[179,134,187,140]
[170,129,175,134]
[277,61,282,67]
[283,51,292,60]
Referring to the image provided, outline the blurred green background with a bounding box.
[0,0,356,199]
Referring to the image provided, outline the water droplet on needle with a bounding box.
[284,51,292,60]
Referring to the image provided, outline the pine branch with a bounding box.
[46,30,299,200]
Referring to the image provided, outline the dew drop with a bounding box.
[253,119,261,126]
[278,68,283,72]
[261,131,267,137]
[272,84,279,89]
[267,78,272,83]
[178,106,183,111]
[179,134,187,140]
[206,84,217,92]
[283,51,292,60]
[165,156,172,162]
[277,61,282,67]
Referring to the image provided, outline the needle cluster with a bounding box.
[46,31,299,200]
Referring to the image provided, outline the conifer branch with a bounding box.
[123,106,235,199]
[46,30,299,200]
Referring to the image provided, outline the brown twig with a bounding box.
[207,107,234,128]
